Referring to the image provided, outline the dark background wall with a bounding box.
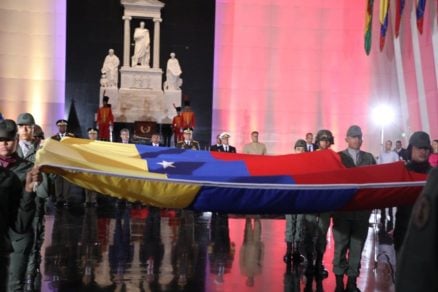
[66,0,215,146]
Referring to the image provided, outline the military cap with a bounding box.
[0,119,17,140]
[87,127,98,134]
[175,106,182,112]
[409,131,431,148]
[102,96,109,102]
[17,113,35,125]
[219,132,231,139]
[183,128,193,134]
[56,119,68,126]
[294,139,307,149]
[346,125,362,138]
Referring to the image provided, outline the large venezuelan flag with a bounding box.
[36,138,427,214]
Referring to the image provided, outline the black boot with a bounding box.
[304,274,313,292]
[283,241,293,263]
[315,252,329,279]
[292,241,305,265]
[335,274,344,292]
[346,276,361,292]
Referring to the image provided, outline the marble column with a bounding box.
[153,18,162,69]
[122,16,132,67]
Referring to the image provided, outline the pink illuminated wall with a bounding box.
[213,0,438,155]
[0,0,66,135]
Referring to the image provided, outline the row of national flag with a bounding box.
[36,137,427,214]
[365,0,427,55]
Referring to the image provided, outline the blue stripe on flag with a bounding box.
[136,145,250,176]
[191,187,357,214]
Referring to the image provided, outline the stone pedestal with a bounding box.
[120,66,162,90]
[99,86,119,107]
[163,90,182,119]
[116,89,169,123]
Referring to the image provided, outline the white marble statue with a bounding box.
[164,52,182,90]
[101,49,120,87]
[131,21,150,67]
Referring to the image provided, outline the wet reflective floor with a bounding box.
[39,203,395,292]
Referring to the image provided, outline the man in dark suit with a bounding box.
[210,134,222,152]
[305,132,318,152]
[217,132,236,153]
[147,133,164,147]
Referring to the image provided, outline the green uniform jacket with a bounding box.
[337,149,376,219]
[0,168,36,254]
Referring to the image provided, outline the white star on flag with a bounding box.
[157,160,176,169]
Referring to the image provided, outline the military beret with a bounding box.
[409,131,431,148]
[0,119,17,140]
[17,113,35,125]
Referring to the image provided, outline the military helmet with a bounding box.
[16,113,35,125]
[315,129,334,145]
[0,119,17,140]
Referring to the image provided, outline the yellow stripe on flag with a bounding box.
[36,138,201,208]
[380,0,389,24]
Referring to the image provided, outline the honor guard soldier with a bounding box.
[51,120,75,208]
[333,125,376,292]
[301,130,334,287]
[16,113,38,163]
[51,119,75,141]
[176,128,200,150]
[396,167,438,292]
[172,106,184,145]
[217,132,236,153]
[0,119,46,291]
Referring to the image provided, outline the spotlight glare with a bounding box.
[372,104,395,127]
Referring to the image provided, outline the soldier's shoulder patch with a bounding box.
[412,195,431,230]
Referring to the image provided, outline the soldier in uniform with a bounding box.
[181,101,195,130]
[333,125,376,292]
[51,119,74,141]
[51,119,75,208]
[284,139,307,265]
[396,167,438,292]
[32,125,45,150]
[84,128,100,206]
[301,129,334,287]
[393,131,432,255]
[217,132,236,153]
[0,166,40,292]
[172,106,184,145]
[0,119,46,291]
[96,96,114,141]
[16,113,38,163]
[176,128,200,150]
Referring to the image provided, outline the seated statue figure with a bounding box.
[164,52,183,90]
[131,21,150,67]
[101,49,120,87]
